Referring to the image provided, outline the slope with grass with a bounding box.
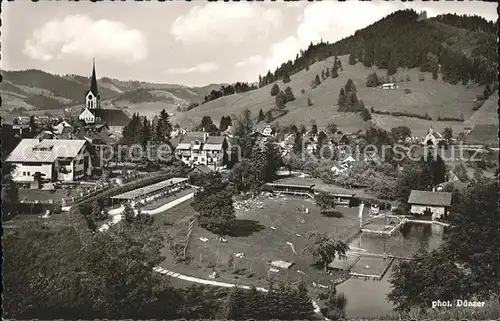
[172,55,484,134]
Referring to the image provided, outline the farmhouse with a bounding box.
[5,138,92,183]
[252,123,274,137]
[78,60,130,136]
[175,132,228,170]
[381,83,396,89]
[407,190,452,219]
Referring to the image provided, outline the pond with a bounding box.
[336,222,447,318]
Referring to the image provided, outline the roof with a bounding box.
[435,180,468,194]
[253,122,272,135]
[189,165,214,174]
[89,60,99,96]
[265,183,315,189]
[330,133,348,144]
[6,139,87,163]
[180,132,207,144]
[408,190,452,206]
[203,136,226,150]
[89,109,130,126]
[111,177,188,200]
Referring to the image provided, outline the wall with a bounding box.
[410,204,445,218]
[11,163,53,181]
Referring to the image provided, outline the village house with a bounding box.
[175,132,228,170]
[407,190,452,219]
[422,127,444,146]
[381,83,396,89]
[5,138,93,183]
[78,60,130,137]
[330,133,349,146]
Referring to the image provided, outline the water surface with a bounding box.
[337,223,446,318]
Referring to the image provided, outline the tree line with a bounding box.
[256,10,496,88]
[202,82,258,104]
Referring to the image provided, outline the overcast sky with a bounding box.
[2,1,497,87]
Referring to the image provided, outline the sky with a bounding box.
[2,1,497,87]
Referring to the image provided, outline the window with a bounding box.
[23,171,26,176]
[27,172,30,176]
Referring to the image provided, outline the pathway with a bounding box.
[152,266,323,314]
[98,190,195,232]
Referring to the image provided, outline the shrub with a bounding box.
[301,88,305,94]
[404,88,412,94]
[418,74,425,81]
[270,84,280,97]
[307,98,313,106]
[366,72,380,87]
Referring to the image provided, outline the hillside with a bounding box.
[0,69,223,118]
[172,54,486,136]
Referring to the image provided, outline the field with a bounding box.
[172,55,484,134]
[114,100,179,120]
[155,195,366,288]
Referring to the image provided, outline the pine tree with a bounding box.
[349,51,356,65]
[258,109,265,122]
[344,78,356,93]
[387,50,398,76]
[366,72,380,87]
[325,68,330,78]
[270,84,280,96]
[155,109,172,142]
[140,117,152,148]
[331,67,338,78]
[362,43,374,67]
[315,74,321,86]
[283,69,291,84]
[275,91,286,109]
[284,86,295,103]
[338,88,347,110]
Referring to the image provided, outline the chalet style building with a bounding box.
[79,60,130,136]
[175,132,228,170]
[407,190,452,219]
[6,138,92,182]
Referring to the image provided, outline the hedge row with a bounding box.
[371,109,432,120]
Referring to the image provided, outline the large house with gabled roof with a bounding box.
[5,138,93,182]
[175,132,228,170]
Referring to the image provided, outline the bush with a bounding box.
[366,72,380,87]
[404,88,412,94]
[301,88,305,94]
[270,84,280,97]
[418,74,425,81]
[307,98,313,106]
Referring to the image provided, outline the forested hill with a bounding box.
[258,10,497,87]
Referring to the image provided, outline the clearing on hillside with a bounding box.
[172,55,485,134]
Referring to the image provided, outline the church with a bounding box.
[79,61,130,137]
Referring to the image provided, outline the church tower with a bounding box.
[85,59,100,109]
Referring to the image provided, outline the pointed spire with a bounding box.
[90,58,98,96]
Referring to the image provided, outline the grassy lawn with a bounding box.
[156,195,364,290]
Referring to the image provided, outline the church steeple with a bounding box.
[90,58,99,96]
